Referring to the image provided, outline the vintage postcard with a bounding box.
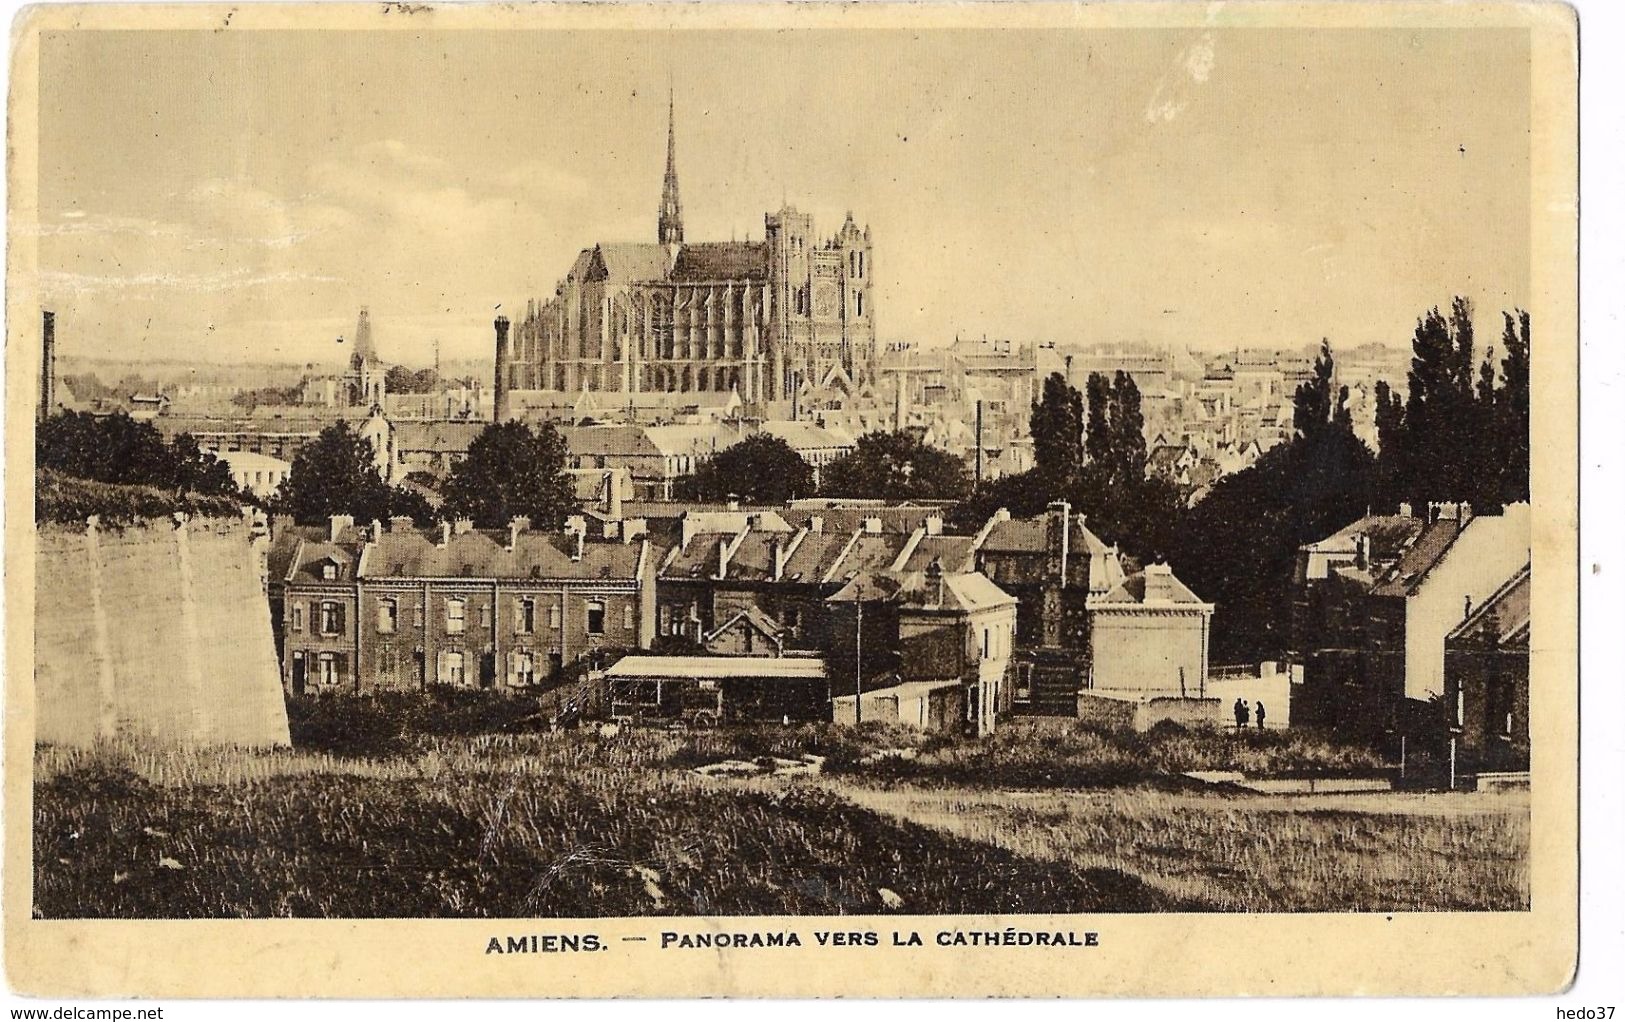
[3,0,1578,999]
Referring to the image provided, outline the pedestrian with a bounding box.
[1255,701,1267,730]
[1233,697,1249,730]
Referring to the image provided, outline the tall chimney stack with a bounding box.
[39,310,55,422]
[493,315,511,423]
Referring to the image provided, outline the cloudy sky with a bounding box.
[35,26,1530,367]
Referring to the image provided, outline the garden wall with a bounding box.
[34,514,290,748]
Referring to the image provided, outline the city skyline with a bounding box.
[35,27,1530,367]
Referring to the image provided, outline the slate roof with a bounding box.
[589,243,671,285]
[365,529,643,581]
[671,242,770,281]
[1446,563,1531,648]
[902,535,977,574]
[1092,566,1207,607]
[827,568,1016,613]
[1371,518,1464,598]
[287,538,362,584]
[1310,514,1428,563]
[394,420,485,454]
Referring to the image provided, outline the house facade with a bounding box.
[279,515,655,695]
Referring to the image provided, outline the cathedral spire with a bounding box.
[658,88,683,247]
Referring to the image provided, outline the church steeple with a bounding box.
[658,89,684,247]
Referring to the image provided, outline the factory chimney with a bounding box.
[493,315,511,422]
[39,310,55,422]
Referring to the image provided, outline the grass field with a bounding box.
[32,694,1528,917]
[32,734,1180,919]
[819,784,1529,912]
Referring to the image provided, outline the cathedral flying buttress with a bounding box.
[496,94,875,417]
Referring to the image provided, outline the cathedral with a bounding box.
[495,98,876,417]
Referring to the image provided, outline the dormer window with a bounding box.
[321,561,338,581]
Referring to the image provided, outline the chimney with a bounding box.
[438,521,452,548]
[389,515,414,533]
[493,315,511,422]
[862,517,882,534]
[370,519,383,543]
[726,495,741,512]
[1356,532,1372,569]
[975,400,985,484]
[1144,563,1174,603]
[605,469,624,521]
[39,310,55,422]
[1048,501,1071,587]
[453,517,475,536]
[565,514,587,561]
[1398,501,1414,519]
[808,515,824,534]
[925,559,945,608]
[925,515,943,536]
[507,516,530,551]
[329,514,354,543]
[621,517,648,545]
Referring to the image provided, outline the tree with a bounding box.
[1030,373,1085,487]
[820,431,971,501]
[36,411,238,498]
[1293,340,1336,439]
[677,434,815,504]
[276,422,406,525]
[1497,310,1531,504]
[1083,372,1113,467]
[385,365,440,394]
[947,468,1055,533]
[441,420,578,529]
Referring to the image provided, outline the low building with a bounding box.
[602,655,828,724]
[1086,564,1214,697]
[216,450,292,498]
[1443,562,1531,773]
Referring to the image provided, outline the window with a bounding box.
[855,291,863,317]
[784,607,801,638]
[519,599,536,634]
[413,605,424,627]
[623,604,634,631]
[377,599,397,634]
[445,651,465,686]
[514,652,535,687]
[446,598,465,634]
[321,562,337,581]
[319,601,344,635]
[378,648,397,685]
[549,603,562,629]
[290,606,303,632]
[1455,690,1465,728]
[586,601,606,635]
[657,604,671,636]
[479,605,491,629]
[981,628,990,659]
[318,652,342,687]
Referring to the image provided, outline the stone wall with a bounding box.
[35,515,290,748]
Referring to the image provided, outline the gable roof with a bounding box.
[1091,565,1208,607]
[1371,518,1464,597]
[703,605,786,645]
[1446,562,1531,648]
[589,243,672,285]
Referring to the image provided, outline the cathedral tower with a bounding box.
[657,92,683,247]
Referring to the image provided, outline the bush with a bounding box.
[285,688,550,759]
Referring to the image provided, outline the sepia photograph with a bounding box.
[2,0,1581,1000]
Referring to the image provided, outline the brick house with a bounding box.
[279,515,655,695]
[1443,562,1530,773]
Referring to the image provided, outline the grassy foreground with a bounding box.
[33,734,1180,919]
[33,693,1526,917]
[825,785,1529,912]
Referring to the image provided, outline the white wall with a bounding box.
[1403,503,1531,700]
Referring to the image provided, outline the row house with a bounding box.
[1443,562,1531,774]
[1291,501,1532,742]
[278,514,655,695]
